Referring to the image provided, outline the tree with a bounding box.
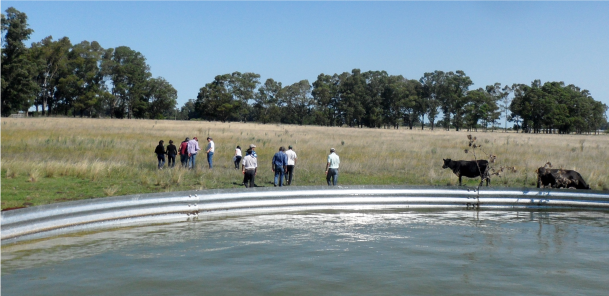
[338,69,367,127]
[419,71,443,130]
[445,70,473,131]
[281,80,313,125]
[59,40,107,117]
[228,71,260,122]
[30,36,71,115]
[145,77,177,119]
[254,78,282,124]
[1,7,38,116]
[311,73,340,126]
[195,74,239,122]
[101,46,151,118]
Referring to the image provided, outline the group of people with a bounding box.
[154,137,214,169]
[155,139,341,187]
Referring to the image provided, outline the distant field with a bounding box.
[1,118,608,209]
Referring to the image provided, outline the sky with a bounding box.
[3,1,609,112]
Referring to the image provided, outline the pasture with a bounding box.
[1,118,608,209]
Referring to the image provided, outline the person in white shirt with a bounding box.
[234,145,242,169]
[284,145,297,185]
[325,148,340,186]
[206,137,214,169]
[241,148,257,188]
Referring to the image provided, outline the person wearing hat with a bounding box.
[271,146,288,187]
[154,140,167,169]
[166,140,178,168]
[284,145,297,185]
[206,137,215,169]
[187,137,201,169]
[180,137,190,168]
[249,144,258,158]
[325,148,340,186]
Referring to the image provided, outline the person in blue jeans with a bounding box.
[325,148,340,186]
[187,137,200,170]
[206,137,215,169]
[271,146,288,187]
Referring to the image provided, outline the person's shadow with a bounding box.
[232,182,265,187]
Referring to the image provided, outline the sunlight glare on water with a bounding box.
[2,210,609,295]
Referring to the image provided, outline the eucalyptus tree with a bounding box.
[145,77,177,119]
[101,46,151,118]
[311,73,340,126]
[195,74,239,122]
[362,70,388,128]
[419,71,443,130]
[338,69,367,127]
[444,70,473,131]
[228,71,260,122]
[281,80,313,125]
[30,36,71,115]
[254,78,282,124]
[1,7,38,116]
[58,40,107,117]
[381,75,407,129]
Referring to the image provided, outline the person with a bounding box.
[166,140,177,168]
[154,140,166,169]
[272,146,288,187]
[180,137,190,168]
[325,148,340,186]
[234,145,242,169]
[206,137,215,169]
[284,145,297,185]
[249,144,258,158]
[249,144,259,186]
[187,137,201,170]
[241,148,257,188]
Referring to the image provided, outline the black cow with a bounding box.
[536,163,590,189]
[442,159,489,186]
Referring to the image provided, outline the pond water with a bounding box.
[2,209,608,295]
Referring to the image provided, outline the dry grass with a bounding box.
[1,118,608,208]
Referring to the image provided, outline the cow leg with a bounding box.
[459,175,462,186]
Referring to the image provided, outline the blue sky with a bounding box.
[4,1,609,111]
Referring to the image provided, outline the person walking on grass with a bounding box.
[242,148,257,188]
[285,145,297,185]
[180,137,190,168]
[166,140,177,168]
[272,146,288,187]
[155,140,167,169]
[206,137,215,169]
[187,137,201,170]
[234,145,242,169]
[325,148,340,186]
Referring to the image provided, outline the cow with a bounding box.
[536,162,590,189]
[442,159,489,186]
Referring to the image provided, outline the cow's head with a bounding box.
[442,159,451,169]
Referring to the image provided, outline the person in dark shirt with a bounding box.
[271,146,288,187]
[154,140,167,169]
[166,140,178,168]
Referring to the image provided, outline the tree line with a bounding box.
[3,7,608,134]
[188,69,607,134]
[2,7,176,119]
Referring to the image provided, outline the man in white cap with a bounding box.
[325,148,340,186]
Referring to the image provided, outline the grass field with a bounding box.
[2,118,608,209]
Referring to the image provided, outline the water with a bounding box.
[2,209,608,295]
